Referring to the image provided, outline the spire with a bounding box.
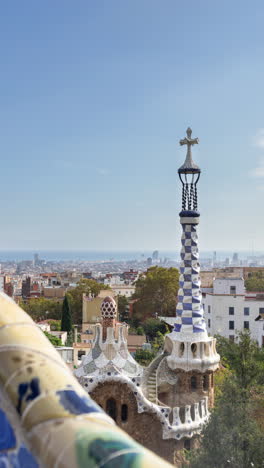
[165,127,219,372]
[178,128,201,213]
[178,127,200,174]
[174,127,207,339]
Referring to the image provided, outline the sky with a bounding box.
[0,0,264,252]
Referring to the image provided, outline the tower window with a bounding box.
[208,318,211,328]
[230,286,236,295]
[106,398,117,422]
[179,342,185,356]
[121,404,128,422]
[244,307,250,316]
[208,305,211,314]
[229,321,234,330]
[191,343,197,357]
[229,307,234,315]
[190,376,197,390]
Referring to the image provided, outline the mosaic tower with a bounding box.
[166,128,219,389]
[174,127,206,337]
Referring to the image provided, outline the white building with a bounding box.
[111,284,135,297]
[203,277,264,346]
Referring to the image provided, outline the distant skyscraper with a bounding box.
[213,251,217,266]
[152,250,159,261]
[232,252,239,264]
[147,257,152,266]
[33,253,39,267]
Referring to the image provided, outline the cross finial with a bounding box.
[178,127,200,174]
[180,127,199,148]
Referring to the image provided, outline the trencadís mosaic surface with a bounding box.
[0,292,171,467]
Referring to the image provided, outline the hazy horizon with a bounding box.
[0,248,263,263]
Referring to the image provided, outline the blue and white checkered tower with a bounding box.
[174,127,207,338]
[166,128,220,372]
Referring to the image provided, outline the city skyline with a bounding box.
[1,1,264,251]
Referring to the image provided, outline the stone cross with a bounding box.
[179,127,199,171]
[179,127,199,149]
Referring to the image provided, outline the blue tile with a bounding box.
[182,289,192,297]
[192,311,202,318]
[56,390,103,415]
[183,274,191,282]
[182,317,193,325]
[193,326,205,333]
[0,409,16,451]
[0,452,9,468]
[192,296,201,303]
[9,446,39,468]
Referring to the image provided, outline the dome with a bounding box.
[101,296,117,319]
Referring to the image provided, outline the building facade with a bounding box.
[203,277,264,346]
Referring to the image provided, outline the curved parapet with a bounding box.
[165,335,220,372]
[0,293,171,467]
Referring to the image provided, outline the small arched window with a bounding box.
[180,342,185,356]
[184,439,191,450]
[191,375,197,390]
[191,343,197,357]
[106,398,117,422]
[121,404,128,422]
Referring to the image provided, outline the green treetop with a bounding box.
[133,266,179,322]
[186,332,264,468]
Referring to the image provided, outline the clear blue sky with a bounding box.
[1,0,264,252]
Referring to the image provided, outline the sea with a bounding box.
[0,250,263,263]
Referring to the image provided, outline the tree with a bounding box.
[215,332,264,387]
[67,279,109,324]
[48,320,60,331]
[133,266,179,321]
[44,331,62,346]
[117,295,129,321]
[187,332,264,468]
[142,318,169,341]
[61,295,72,333]
[134,349,155,366]
[187,376,264,468]
[245,272,264,292]
[20,298,63,321]
[152,331,165,354]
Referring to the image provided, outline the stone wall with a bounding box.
[90,381,188,465]
[158,370,214,408]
